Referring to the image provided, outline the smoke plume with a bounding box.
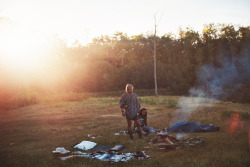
[171,54,250,123]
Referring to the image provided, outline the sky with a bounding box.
[0,0,250,46]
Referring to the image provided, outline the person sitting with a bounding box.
[134,108,155,134]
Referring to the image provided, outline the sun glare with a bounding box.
[0,24,51,75]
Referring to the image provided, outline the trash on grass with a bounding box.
[73,141,97,150]
[91,145,113,152]
[52,147,70,154]
[109,144,124,151]
[114,131,128,135]
[88,134,100,139]
[54,150,150,163]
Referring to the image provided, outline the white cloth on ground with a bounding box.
[52,147,70,154]
[74,141,97,150]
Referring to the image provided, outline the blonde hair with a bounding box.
[125,84,134,93]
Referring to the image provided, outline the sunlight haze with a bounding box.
[0,0,249,82]
[1,0,250,45]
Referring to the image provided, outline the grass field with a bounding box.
[0,95,249,167]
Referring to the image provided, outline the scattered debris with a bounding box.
[54,150,150,163]
[133,151,151,159]
[73,141,97,150]
[156,129,168,135]
[114,131,128,135]
[88,134,100,139]
[91,144,124,152]
[91,145,113,152]
[54,121,216,163]
[109,144,124,151]
[184,136,204,147]
[52,147,70,154]
[53,140,150,163]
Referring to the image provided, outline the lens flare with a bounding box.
[248,126,250,147]
[228,112,240,134]
[0,23,53,75]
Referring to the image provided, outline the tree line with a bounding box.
[51,23,249,94]
[1,23,250,99]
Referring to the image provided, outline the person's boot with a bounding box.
[128,131,134,142]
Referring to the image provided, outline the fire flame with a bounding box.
[165,137,174,144]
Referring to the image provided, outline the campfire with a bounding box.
[149,134,204,151]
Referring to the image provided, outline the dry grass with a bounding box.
[0,95,249,167]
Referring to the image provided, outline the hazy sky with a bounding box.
[1,0,250,45]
